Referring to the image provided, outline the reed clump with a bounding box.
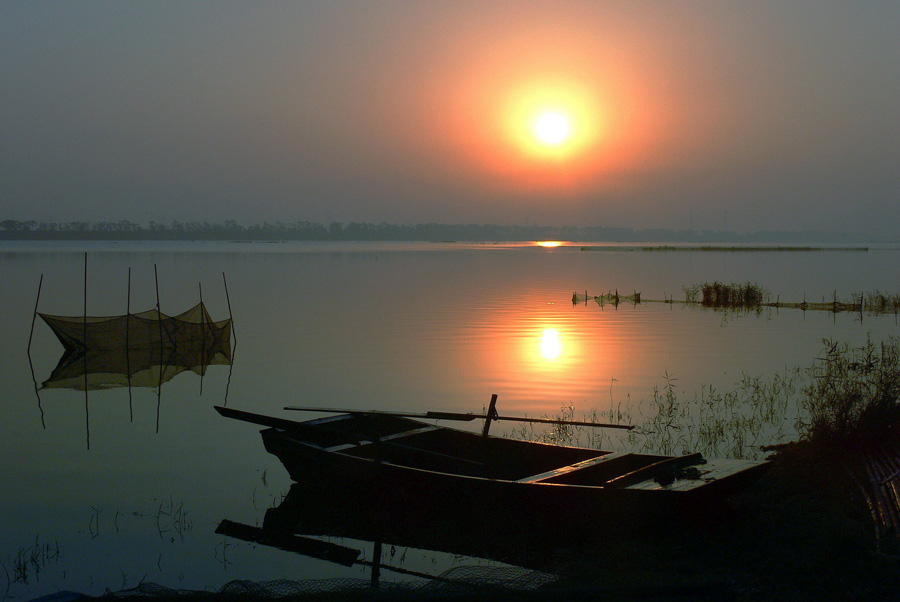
[683,281,767,308]
[799,337,900,445]
[863,291,900,315]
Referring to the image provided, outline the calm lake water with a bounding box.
[2,240,898,598]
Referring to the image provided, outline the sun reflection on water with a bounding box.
[540,328,562,360]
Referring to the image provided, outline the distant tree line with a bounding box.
[0,219,866,243]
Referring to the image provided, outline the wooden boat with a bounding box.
[216,403,770,540]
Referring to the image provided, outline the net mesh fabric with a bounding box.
[38,302,232,390]
[101,566,557,599]
[39,303,230,352]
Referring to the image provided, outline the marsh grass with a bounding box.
[800,338,900,445]
[683,281,768,309]
[517,337,900,459]
[863,290,900,315]
[2,536,63,590]
[513,367,801,459]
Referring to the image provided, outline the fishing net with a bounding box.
[38,302,232,390]
[40,302,231,352]
[98,566,558,600]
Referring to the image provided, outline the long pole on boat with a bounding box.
[282,404,634,430]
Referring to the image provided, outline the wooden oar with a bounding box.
[283,405,634,430]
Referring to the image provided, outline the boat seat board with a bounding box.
[327,425,488,472]
[516,451,632,484]
[324,425,439,452]
[605,452,705,488]
[623,458,768,491]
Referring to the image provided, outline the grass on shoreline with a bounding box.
[519,336,900,459]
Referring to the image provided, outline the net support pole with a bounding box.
[126,267,133,422]
[28,273,44,354]
[199,282,205,394]
[222,272,235,345]
[222,272,235,406]
[155,264,163,433]
[28,274,46,429]
[84,252,90,450]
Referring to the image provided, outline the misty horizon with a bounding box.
[0,218,884,243]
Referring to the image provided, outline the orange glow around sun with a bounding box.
[442,39,654,193]
[502,79,602,163]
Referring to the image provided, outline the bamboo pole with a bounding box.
[199,282,205,394]
[28,274,46,429]
[27,274,43,353]
[126,267,133,422]
[222,272,235,345]
[84,252,90,450]
[155,264,163,434]
[222,272,235,406]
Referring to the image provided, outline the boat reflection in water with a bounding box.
[217,479,561,591]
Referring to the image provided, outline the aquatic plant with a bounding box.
[863,290,900,315]
[800,338,900,444]
[2,536,63,589]
[515,337,900,460]
[683,281,768,308]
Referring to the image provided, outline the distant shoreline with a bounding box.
[580,244,871,252]
[0,219,885,244]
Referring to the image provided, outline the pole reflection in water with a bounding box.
[27,266,234,443]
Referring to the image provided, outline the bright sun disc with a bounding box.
[534,112,570,145]
[501,79,600,163]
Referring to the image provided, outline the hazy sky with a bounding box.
[2,2,899,235]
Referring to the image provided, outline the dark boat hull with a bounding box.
[260,424,767,545]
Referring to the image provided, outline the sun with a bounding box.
[533,112,570,146]
[501,79,601,163]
